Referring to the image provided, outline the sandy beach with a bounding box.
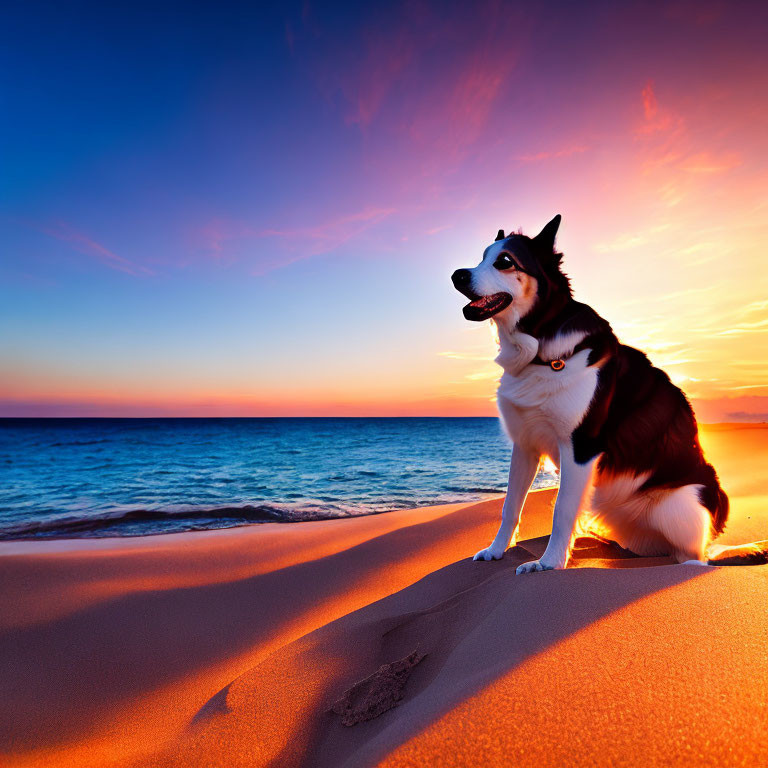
[1,423,766,767]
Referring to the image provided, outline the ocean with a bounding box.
[0,417,558,539]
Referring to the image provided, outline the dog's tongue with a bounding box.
[463,292,513,321]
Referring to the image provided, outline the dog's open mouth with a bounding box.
[462,292,513,321]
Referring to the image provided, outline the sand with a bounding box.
[0,423,766,767]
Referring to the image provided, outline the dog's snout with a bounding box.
[451,269,471,288]
[452,268,478,300]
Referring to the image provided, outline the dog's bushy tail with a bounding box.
[706,540,768,566]
[699,464,729,534]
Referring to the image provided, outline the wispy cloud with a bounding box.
[343,30,414,127]
[425,224,452,235]
[635,81,741,185]
[639,81,675,134]
[593,223,672,254]
[715,325,768,337]
[737,299,768,316]
[298,2,525,178]
[519,145,589,164]
[44,222,154,277]
[679,151,741,174]
[195,206,396,275]
[258,206,395,257]
[465,369,499,381]
[196,219,237,263]
[438,350,489,361]
[404,44,518,166]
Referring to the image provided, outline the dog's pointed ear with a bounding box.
[495,229,505,241]
[532,215,561,254]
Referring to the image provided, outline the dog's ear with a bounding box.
[495,229,505,241]
[532,215,561,255]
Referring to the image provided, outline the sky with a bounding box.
[1,0,767,419]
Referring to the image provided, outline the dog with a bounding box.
[451,215,731,574]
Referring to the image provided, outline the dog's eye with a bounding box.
[494,253,517,270]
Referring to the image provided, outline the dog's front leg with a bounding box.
[473,445,539,561]
[516,443,596,574]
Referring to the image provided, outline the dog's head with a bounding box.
[451,215,569,324]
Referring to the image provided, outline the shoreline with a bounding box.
[0,496,506,555]
[0,494,519,548]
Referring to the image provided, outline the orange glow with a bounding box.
[539,455,559,475]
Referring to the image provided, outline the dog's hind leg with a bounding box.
[473,444,539,561]
[647,484,712,564]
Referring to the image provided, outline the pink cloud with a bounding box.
[301,4,524,177]
[679,151,742,174]
[253,206,395,273]
[259,206,393,250]
[195,218,242,266]
[344,31,415,127]
[635,82,740,180]
[44,222,154,277]
[194,206,396,275]
[642,81,658,121]
[403,43,519,168]
[519,145,589,164]
[636,81,684,136]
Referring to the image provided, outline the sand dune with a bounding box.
[0,424,766,767]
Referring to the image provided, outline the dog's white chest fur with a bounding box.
[494,324,598,460]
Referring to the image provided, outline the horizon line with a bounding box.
[1,415,766,426]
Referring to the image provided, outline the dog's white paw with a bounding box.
[473,545,505,562]
[515,558,556,575]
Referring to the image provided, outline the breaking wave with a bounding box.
[0,501,391,539]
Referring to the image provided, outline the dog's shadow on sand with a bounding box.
[233,531,714,768]
[283,535,712,767]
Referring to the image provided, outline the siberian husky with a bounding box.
[452,215,732,573]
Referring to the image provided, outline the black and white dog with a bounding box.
[452,215,729,574]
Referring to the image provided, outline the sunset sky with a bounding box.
[2,0,767,419]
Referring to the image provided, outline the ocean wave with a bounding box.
[441,485,506,494]
[49,439,113,447]
[0,489,523,540]
[0,501,384,540]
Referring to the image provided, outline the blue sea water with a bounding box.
[0,418,558,539]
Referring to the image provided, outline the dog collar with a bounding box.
[530,357,566,371]
[528,332,610,372]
